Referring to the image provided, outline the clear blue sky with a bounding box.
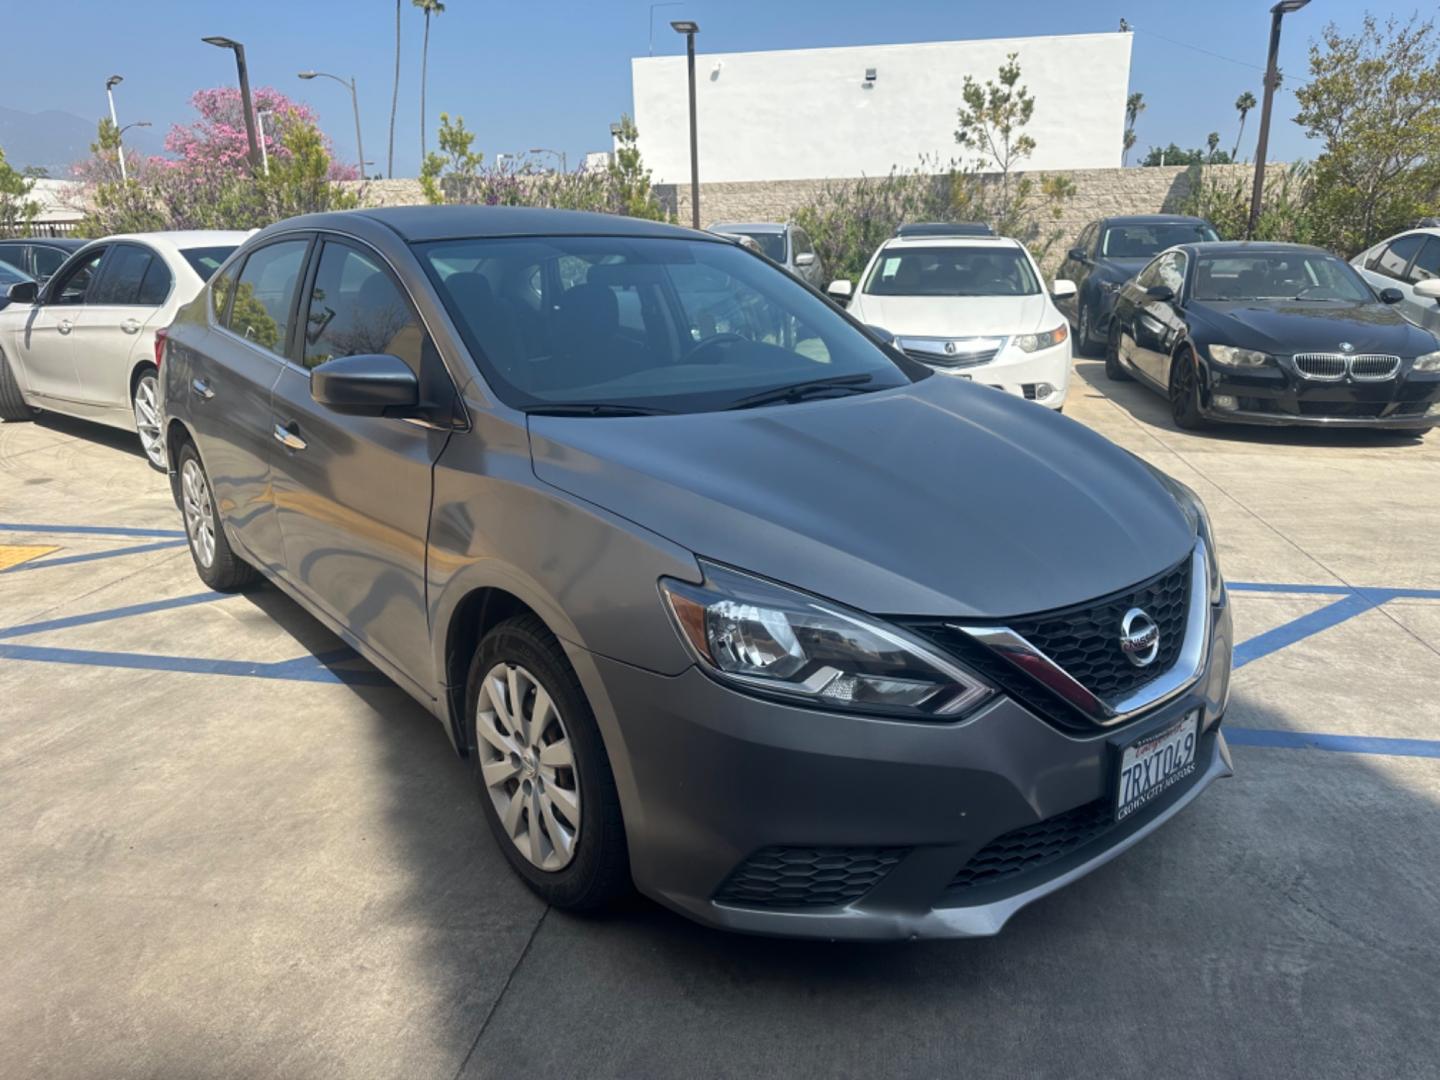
[0,0,1401,176]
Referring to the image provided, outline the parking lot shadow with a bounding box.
[32,410,150,462]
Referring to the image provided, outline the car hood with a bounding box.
[528,377,1194,619]
[1190,299,1436,356]
[850,293,1053,338]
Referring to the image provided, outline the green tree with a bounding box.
[1141,142,1234,167]
[414,0,445,160]
[419,112,484,204]
[1232,90,1257,160]
[1123,91,1145,165]
[955,53,1035,226]
[0,145,40,237]
[606,114,665,221]
[1293,13,1440,253]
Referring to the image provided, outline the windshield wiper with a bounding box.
[725,373,876,410]
[525,403,673,417]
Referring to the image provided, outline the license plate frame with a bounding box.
[1113,710,1200,822]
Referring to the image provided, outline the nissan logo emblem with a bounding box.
[1119,608,1160,668]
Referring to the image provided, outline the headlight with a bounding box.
[1014,324,1069,353]
[1149,469,1224,605]
[1414,350,1440,372]
[1208,344,1271,368]
[660,563,994,719]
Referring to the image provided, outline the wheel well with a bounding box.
[444,588,541,755]
[165,418,192,474]
[130,360,157,397]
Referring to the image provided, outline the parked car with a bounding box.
[711,231,764,257]
[1057,215,1219,356]
[828,232,1076,410]
[0,258,33,310]
[160,206,1233,940]
[1105,241,1440,432]
[0,237,88,285]
[1350,226,1440,334]
[0,230,248,468]
[895,222,994,238]
[706,221,825,287]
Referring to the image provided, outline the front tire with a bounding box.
[176,440,259,591]
[1170,350,1208,431]
[0,347,36,422]
[1104,323,1130,381]
[1076,303,1099,358]
[466,614,630,911]
[131,366,166,471]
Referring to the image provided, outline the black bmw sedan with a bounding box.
[1105,241,1440,432]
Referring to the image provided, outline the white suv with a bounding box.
[828,233,1077,410]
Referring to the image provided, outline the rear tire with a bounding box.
[465,613,631,911]
[1170,350,1208,431]
[176,440,259,592]
[1104,323,1130,381]
[0,347,36,421]
[131,366,166,472]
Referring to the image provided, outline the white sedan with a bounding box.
[828,233,1076,410]
[0,230,249,468]
[1351,226,1440,333]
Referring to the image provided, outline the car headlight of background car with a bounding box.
[1208,344,1272,368]
[1414,350,1440,372]
[660,563,994,719]
[1014,324,1069,353]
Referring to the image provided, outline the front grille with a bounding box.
[1293,352,1400,381]
[904,346,1001,369]
[944,798,1114,898]
[713,846,907,909]
[899,336,1006,370]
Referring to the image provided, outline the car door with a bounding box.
[268,235,453,691]
[1127,252,1186,385]
[191,237,313,573]
[13,245,107,404]
[67,242,170,414]
[1057,223,1096,321]
[1399,236,1440,331]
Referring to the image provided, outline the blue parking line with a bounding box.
[0,522,185,539]
[0,592,225,641]
[1226,727,1440,759]
[8,539,188,572]
[0,642,392,687]
[1231,581,1440,601]
[1233,591,1388,669]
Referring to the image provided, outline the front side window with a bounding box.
[89,244,156,305]
[417,235,915,413]
[1193,253,1372,303]
[863,246,1039,297]
[1372,234,1424,279]
[223,240,309,356]
[1101,222,1218,259]
[1405,237,1440,284]
[302,241,424,371]
[50,248,107,306]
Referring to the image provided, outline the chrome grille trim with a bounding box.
[898,336,1006,369]
[1292,353,1400,381]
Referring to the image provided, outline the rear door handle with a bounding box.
[273,422,307,452]
[121,318,141,334]
[191,378,214,400]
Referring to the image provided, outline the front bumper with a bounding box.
[924,341,1072,409]
[576,597,1233,940]
[1198,360,1440,429]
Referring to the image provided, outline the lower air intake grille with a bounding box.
[944,799,1114,898]
[713,846,907,909]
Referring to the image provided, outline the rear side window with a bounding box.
[31,246,69,281]
[1406,237,1440,284]
[223,240,309,357]
[182,246,238,281]
[90,244,155,305]
[136,258,174,305]
[1373,234,1424,279]
[301,241,424,371]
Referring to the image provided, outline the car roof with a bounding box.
[1101,215,1211,227]
[101,230,253,249]
[881,235,1024,251]
[1178,240,1334,257]
[22,237,87,251]
[281,206,711,244]
[709,222,786,234]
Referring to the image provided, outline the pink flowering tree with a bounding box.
[162,86,360,181]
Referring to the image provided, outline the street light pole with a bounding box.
[671,20,700,229]
[299,71,366,178]
[257,111,272,177]
[1247,0,1309,239]
[202,36,261,175]
[105,75,127,183]
[528,148,567,172]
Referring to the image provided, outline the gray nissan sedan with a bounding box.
[160,207,1233,940]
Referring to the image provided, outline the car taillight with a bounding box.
[154,327,168,369]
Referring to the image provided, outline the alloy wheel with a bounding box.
[1078,305,1091,349]
[180,458,216,568]
[133,373,165,468]
[475,662,581,871]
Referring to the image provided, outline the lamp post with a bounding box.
[256,110,273,177]
[298,70,366,178]
[671,20,700,229]
[105,75,128,183]
[202,36,261,175]
[528,147,567,173]
[1247,0,1309,238]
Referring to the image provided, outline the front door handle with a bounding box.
[273,422,307,452]
[57,319,72,335]
[191,378,214,400]
[121,318,141,334]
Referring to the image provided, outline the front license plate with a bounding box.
[1115,712,1199,821]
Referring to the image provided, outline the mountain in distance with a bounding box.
[0,104,167,176]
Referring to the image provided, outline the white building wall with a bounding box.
[632,32,1133,184]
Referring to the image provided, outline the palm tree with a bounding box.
[388,0,401,178]
[1206,131,1220,164]
[1123,92,1145,165]
[414,0,445,160]
[1232,91,1257,161]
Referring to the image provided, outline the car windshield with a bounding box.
[416,235,917,413]
[862,246,1040,297]
[720,229,785,263]
[1101,222,1218,258]
[1194,253,1373,302]
[0,258,31,286]
[182,246,239,281]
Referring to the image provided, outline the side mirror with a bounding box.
[794,252,817,267]
[1413,279,1440,301]
[310,354,418,416]
[5,280,38,305]
[1051,278,1078,300]
[1145,284,1176,302]
[1067,247,1087,263]
[826,279,853,302]
[1378,287,1404,305]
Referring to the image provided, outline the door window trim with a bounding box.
[209,233,318,367]
[1370,233,1425,281]
[42,244,109,305]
